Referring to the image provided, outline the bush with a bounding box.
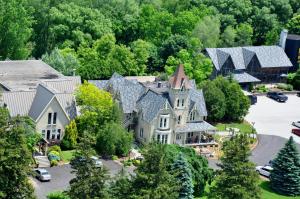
[61,120,78,150]
[112,155,118,160]
[50,160,58,167]
[277,83,293,91]
[255,85,268,93]
[48,145,62,155]
[47,191,70,199]
[133,159,141,166]
[48,151,61,161]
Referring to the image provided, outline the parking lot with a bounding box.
[32,160,135,199]
[246,94,300,143]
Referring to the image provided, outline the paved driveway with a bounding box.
[245,95,300,143]
[32,159,134,199]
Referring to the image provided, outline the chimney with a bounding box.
[279,29,288,49]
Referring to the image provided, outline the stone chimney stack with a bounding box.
[279,29,288,49]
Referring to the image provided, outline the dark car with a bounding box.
[292,128,300,137]
[243,90,257,105]
[297,92,300,97]
[267,92,288,102]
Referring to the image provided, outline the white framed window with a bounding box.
[177,115,181,124]
[177,99,180,107]
[57,129,61,140]
[181,99,184,107]
[159,115,169,129]
[157,134,168,144]
[139,128,144,138]
[51,129,56,139]
[190,111,196,121]
[176,134,181,140]
[53,112,57,124]
[48,113,52,124]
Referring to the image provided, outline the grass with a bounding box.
[198,180,300,199]
[260,181,300,199]
[215,121,255,134]
[61,150,75,162]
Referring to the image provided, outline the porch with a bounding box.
[175,121,217,146]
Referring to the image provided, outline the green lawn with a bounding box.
[215,121,255,134]
[198,181,300,199]
[260,181,300,199]
[61,150,75,163]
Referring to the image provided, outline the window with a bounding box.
[157,134,160,142]
[160,118,163,128]
[48,113,52,124]
[176,134,181,140]
[53,112,57,124]
[139,128,144,138]
[46,130,51,139]
[57,129,61,140]
[177,115,181,124]
[164,118,167,127]
[159,115,169,129]
[51,129,56,139]
[162,135,168,144]
[177,99,180,107]
[190,111,195,121]
[181,99,184,107]
[41,130,45,138]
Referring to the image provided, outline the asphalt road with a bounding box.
[209,134,300,169]
[32,159,134,199]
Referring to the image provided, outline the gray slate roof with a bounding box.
[175,121,216,133]
[136,90,167,123]
[43,76,81,93]
[90,73,146,114]
[232,72,261,83]
[206,46,293,71]
[189,89,208,117]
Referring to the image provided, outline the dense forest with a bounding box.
[0,0,299,81]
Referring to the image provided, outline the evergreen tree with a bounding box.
[68,132,110,199]
[171,153,194,199]
[0,114,36,199]
[61,120,78,150]
[270,136,300,196]
[209,134,261,199]
[131,143,179,199]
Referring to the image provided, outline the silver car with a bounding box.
[91,156,103,168]
[256,165,273,178]
[35,169,51,181]
[292,121,300,128]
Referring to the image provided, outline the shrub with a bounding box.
[277,83,293,91]
[48,145,62,155]
[133,159,141,166]
[61,120,78,150]
[47,191,70,199]
[112,155,118,160]
[50,160,58,167]
[48,151,61,161]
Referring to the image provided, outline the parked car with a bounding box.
[35,168,51,181]
[91,156,103,168]
[292,121,300,128]
[70,156,103,168]
[256,165,273,177]
[267,92,288,102]
[292,128,300,137]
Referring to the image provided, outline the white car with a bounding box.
[35,168,51,181]
[256,165,273,177]
[91,156,103,168]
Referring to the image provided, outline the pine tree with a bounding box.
[68,132,110,199]
[209,134,261,199]
[61,120,78,150]
[171,153,194,199]
[270,136,300,196]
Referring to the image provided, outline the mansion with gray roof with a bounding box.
[206,46,293,86]
[90,65,216,146]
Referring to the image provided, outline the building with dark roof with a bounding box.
[90,65,216,146]
[285,34,300,72]
[206,46,293,86]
